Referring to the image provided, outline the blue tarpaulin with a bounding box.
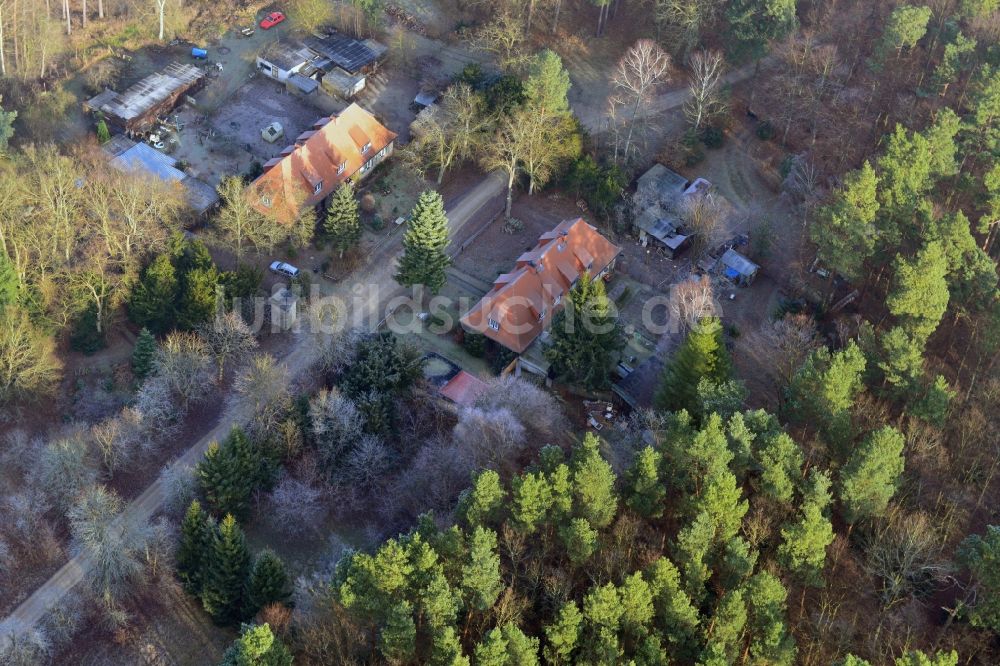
[191,47,207,59]
[724,267,740,280]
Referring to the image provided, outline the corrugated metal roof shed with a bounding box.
[110,142,185,181]
[720,248,759,277]
[305,33,381,73]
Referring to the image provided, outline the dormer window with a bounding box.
[337,162,346,175]
[488,318,500,331]
[557,242,566,252]
[538,307,547,322]
[261,195,272,208]
[554,294,562,306]
[362,142,371,154]
[313,180,323,195]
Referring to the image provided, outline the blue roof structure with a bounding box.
[109,142,185,181]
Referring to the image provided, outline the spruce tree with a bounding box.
[544,272,624,390]
[129,253,178,334]
[395,190,451,294]
[202,514,251,626]
[197,427,261,521]
[778,469,835,587]
[177,500,215,596]
[655,316,731,418]
[131,328,157,381]
[324,182,361,258]
[839,426,906,524]
[245,549,291,619]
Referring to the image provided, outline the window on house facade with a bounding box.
[554,293,562,306]
[362,142,371,153]
[313,181,323,195]
[261,195,272,207]
[488,318,500,331]
[539,307,547,322]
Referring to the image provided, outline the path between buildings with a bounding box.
[575,60,763,133]
[0,170,506,643]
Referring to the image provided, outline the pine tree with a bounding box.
[379,600,418,663]
[581,583,623,664]
[886,241,950,343]
[656,316,731,418]
[810,161,879,282]
[543,272,624,390]
[778,469,835,587]
[459,469,506,527]
[571,433,618,529]
[245,549,291,619]
[430,625,469,666]
[894,650,959,666]
[197,427,261,521]
[786,340,867,448]
[324,182,361,258]
[957,525,1000,633]
[202,514,251,626]
[619,571,655,638]
[502,623,540,665]
[510,471,553,533]
[475,627,509,666]
[544,601,583,665]
[839,426,906,524]
[129,253,178,334]
[911,375,955,426]
[177,500,215,596]
[755,431,803,505]
[625,446,666,519]
[646,556,700,652]
[461,526,502,612]
[745,572,797,666]
[131,328,157,381]
[700,588,746,664]
[524,49,572,114]
[0,250,18,312]
[220,623,293,666]
[395,190,451,294]
[560,517,599,565]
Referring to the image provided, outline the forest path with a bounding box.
[0,171,506,644]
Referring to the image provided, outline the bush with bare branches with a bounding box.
[473,376,565,444]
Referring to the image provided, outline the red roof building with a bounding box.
[461,218,621,354]
[247,103,396,223]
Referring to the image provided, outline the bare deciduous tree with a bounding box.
[90,408,143,476]
[863,507,950,607]
[668,275,719,332]
[308,387,363,481]
[453,406,526,475]
[611,40,672,165]
[233,353,291,435]
[739,313,821,400]
[214,176,281,264]
[680,191,731,258]
[266,475,326,536]
[473,12,529,73]
[153,332,213,407]
[199,310,257,382]
[36,433,100,513]
[68,485,151,603]
[409,84,490,185]
[473,376,566,443]
[683,50,728,132]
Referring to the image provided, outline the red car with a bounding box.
[260,11,285,29]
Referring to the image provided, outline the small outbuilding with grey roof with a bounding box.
[718,248,759,286]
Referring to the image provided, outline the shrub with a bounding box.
[700,125,725,149]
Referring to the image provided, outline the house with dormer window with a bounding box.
[247,103,397,223]
[460,218,621,374]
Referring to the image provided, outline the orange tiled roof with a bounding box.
[460,218,621,354]
[439,370,490,407]
[247,103,396,223]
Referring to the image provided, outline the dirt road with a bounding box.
[0,171,506,644]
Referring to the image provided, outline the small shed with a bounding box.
[320,67,366,99]
[257,40,316,81]
[84,62,206,134]
[269,288,299,331]
[719,248,759,286]
[286,73,319,96]
[413,90,438,109]
[637,163,690,201]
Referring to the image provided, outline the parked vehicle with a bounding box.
[260,12,285,29]
[269,261,300,278]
